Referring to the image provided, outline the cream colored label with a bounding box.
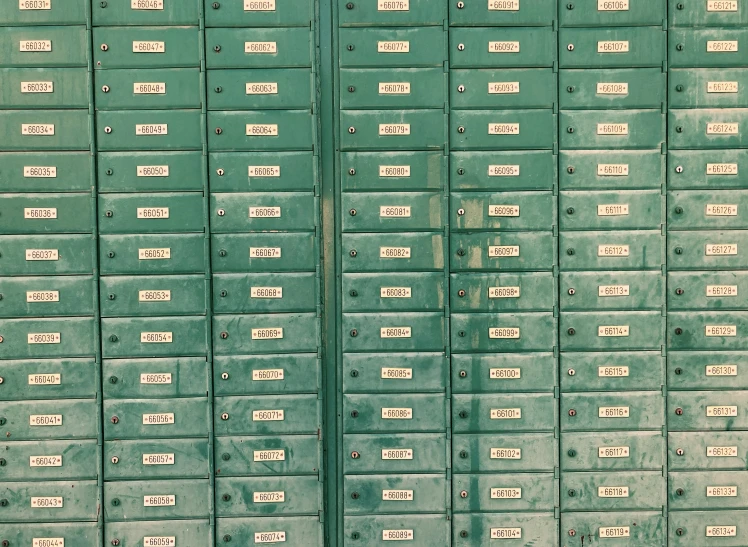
[597,123,628,135]
[489,286,520,298]
[599,446,630,458]
[254,491,285,503]
[381,367,413,379]
[132,41,164,53]
[489,123,520,135]
[707,163,738,175]
[142,453,175,465]
[20,40,51,52]
[140,332,172,343]
[709,81,739,93]
[26,249,59,262]
[599,406,630,417]
[251,287,283,298]
[248,166,280,177]
[382,530,414,541]
[381,448,413,460]
[488,0,520,9]
[707,486,738,497]
[598,41,629,52]
[489,368,521,379]
[29,455,62,467]
[707,41,738,52]
[705,325,737,336]
[382,408,412,419]
[706,243,738,255]
[491,488,522,499]
[254,532,286,544]
[598,163,629,176]
[140,373,172,384]
[136,124,167,135]
[706,204,738,216]
[598,244,629,257]
[27,333,60,344]
[134,83,165,94]
[490,448,521,459]
[488,41,520,53]
[28,373,61,385]
[488,165,520,176]
[380,206,411,217]
[31,497,62,508]
[246,82,278,95]
[598,0,629,8]
[251,328,284,340]
[488,82,520,94]
[139,248,170,259]
[598,325,630,337]
[707,285,738,297]
[142,413,174,425]
[245,42,277,53]
[26,290,59,303]
[489,245,520,257]
[137,207,169,219]
[132,0,163,9]
[380,327,411,338]
[707,122,739,134]
[250,247,281,258]
[252,410,285,421]
[249,206,281,218]
[380,287,411,298]
[600,527,630,538]
[137,165,169,177]
[377,41,409,53]
[598,285,630,297]
[138,290,171,302]
[144,539,175,547]
[22,124,54,135]
[598,204,629,216]
[707,405,738,416]
[378,0,409,9]
[491,408,522,419]
[491,529,522,539]
[489,327,520,339]
[29,415,62,426]
[708,446,739,457]
[706,364,738,375]
[598,486,629,497]
[598,366,629,377]
[252,369,285,381]
[597,82,629,94]
[382,490,413,501]
[21,81,53,93]
[245,0,276,10]
[33,540,64,547]
[379,82,411,94]
[707,0,738,8]
[380,246,411,258]
[706,526,737,537]
[379,165,410,177]
[253,449,285,462]
[144,495,175,507]
[19,0,51,9]
[488,205,520,217]
[24,166,56,178]
[246,124,278,136]
[24,208,56,219]
[379,123,410,135]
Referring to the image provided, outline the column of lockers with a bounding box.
[0,2,100,546]
[337,1,451,543]
[557,1,668,542]
[204,1,324,544]
[92,1,213,544]
[448,3,560,545]
[666,2,748,544]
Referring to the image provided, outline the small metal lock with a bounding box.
[217,209,225,216]
[214,45,222,52]
[675,327,683,335]
[567,368,575,376]
[348,127,356,134]
[221,412,229,420]
[675,407,683,415]
[457,126,465,133]
[217,168,225,176]
[567,44,574,51]
[111,456,119,464]
[111,540,120,546]
[457,0,465,7]
[215,127,223,135]
[567,166,575,174]
[457,208,465,216]
[457,84,465,93]
[568,529,576,537]
[567,328,576,335]
[220,331,229,339]
[459,370,467,378]
[676,528,684,536]
[100,44,109,51]
[460,490,468,498]
[349,249,357,257]
[351,451,360,459]
[349,168,356,175]
[350,329,358,337]
[676,448,684,456]
[457,43,465,51]
[459,531,468,538]
[349,209,357,216]
[221,372,229,380]
[568,288,576,295]
[104,126,112,134]
[110,416,119,424]
[568,409,576,416]
[675,166,683,173]
[102,85,110,93]
[457,289,466,297]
